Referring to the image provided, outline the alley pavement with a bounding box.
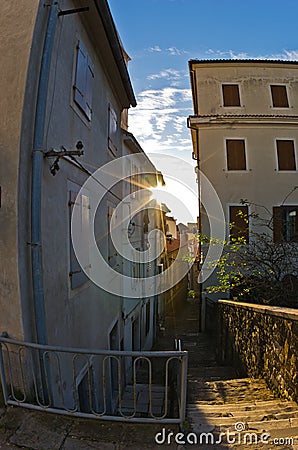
[1,295,298,449]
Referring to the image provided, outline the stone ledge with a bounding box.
[218,299,298,321]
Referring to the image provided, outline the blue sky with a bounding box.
[108,0,298,222]
[109,0,298,160]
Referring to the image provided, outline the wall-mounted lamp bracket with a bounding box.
[58,7,89,17]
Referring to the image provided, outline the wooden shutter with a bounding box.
[271,85,289,107]
[108,106,118,154]
[273,206,283,243]
[69,191,88,289]
[74,41,87,111]
[229,205,249,242]
[226,139,246,170]
[85,57,94,121]
[276,140,296,170]
[74,41,94,120]
[222,84,240,106]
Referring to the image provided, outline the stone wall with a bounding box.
[217,300,298,403]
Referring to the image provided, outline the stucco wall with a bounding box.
[217,300,298,403]
[35,1,124,349]
[0,0,40,340]
[193,62,298,116]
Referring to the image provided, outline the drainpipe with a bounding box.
[31,1,60,344]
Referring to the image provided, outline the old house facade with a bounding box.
[188,60,298,300]
[0,0,169,366]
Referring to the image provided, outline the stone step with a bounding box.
[188,399,298,412]
[188,414,298,429]
[187,408,298,422]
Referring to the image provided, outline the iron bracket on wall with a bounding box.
[58,7,89,17]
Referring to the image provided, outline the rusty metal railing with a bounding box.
[0,335,188,427]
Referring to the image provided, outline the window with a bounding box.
[222,84,240,107]
[108,105,118,155]
[273,206,298,243]
[270,85,289,107]
[276,140,296,171]
[73,41,94,120]
[226,139,246,170]
[229,205,249,242]
[68,189,90,289]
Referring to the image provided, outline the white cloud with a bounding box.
[167,47,188,56]
[127,87,193,156]
[205,48,298,61]
[147,68,182,81]
[281,50,298,60]
[147,46,188,56]
[149,46,162,52]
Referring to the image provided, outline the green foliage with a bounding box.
[187,289,196,299]
[197,201,298,307]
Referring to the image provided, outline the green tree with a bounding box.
[201,199,298,307]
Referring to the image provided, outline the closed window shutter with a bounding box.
[85,57,94,121]
[273,206,283,243]
[108,106,118,154]
[222,84,240,106]
[74,41,93,120]
[226,140,246,170]
[271,85,289,107]
[277,140,296,170]
[69,191,88,289]
[74,41,87,110]
[229,205,249,242]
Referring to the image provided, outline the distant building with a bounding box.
[188,59,298,300]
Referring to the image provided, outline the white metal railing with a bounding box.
[0,335,188,427]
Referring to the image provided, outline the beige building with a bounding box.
[188,60,298,300]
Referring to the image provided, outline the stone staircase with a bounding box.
[187,381,298,449]
[160,297,298,449]
[184,326,298,449]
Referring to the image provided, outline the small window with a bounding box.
[226,139,246,170]
[273,206,298,243]
[229,205,249,243]
[276,140,296,171]
[270,85,289,108]
[108,105,118,155]
[222,84,240,107]
[73,41,94,120]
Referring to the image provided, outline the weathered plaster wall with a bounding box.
[218,299,298,402]
[0,0,40,340]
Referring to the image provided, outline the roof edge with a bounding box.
[94,0,137,107]
[189,58,298,66]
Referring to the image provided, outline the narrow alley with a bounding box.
[1,292,298,449]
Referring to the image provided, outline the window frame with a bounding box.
[221,83,241,107]
[273,205,298,243]
[270,84,289,108]
[225,138,248,172]
[275,138,297,172]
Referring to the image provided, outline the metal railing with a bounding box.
[0,335,188,427]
